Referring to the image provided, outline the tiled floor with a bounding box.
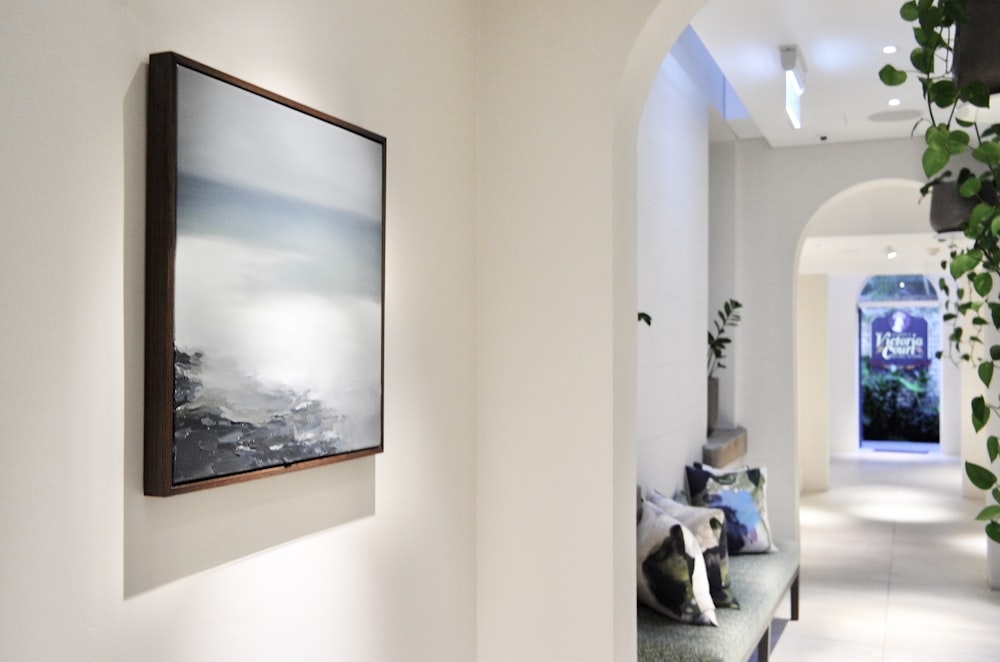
[771,450,1000,661]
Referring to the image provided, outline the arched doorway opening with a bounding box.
[857,274,941,452]
[795,180,963,492]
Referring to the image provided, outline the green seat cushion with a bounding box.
[637,540,799,662]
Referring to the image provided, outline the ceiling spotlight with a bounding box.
[888,98,901,107]
[886,246,898,260]
[780,45,806,129]
[883,45,897,54]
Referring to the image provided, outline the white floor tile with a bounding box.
[770,452,1000,661]
[770,633,884,662]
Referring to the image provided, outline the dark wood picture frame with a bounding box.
[144,52,386,496]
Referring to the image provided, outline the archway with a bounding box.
[794,179,962,491]
[612,3,712,659]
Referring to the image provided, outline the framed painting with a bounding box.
[144,52,386,496]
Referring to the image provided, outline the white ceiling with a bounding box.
[692,0,925,148]
[690,0,951,275]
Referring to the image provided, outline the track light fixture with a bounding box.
[780,45,806,129]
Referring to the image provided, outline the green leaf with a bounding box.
[929,80,959,108]
[963,81,992,108]
[967,461,998,489]
[913,25,930,47]
[988,521,1000,544]
[879,64,908,86]
[946,129,970,154]
[923,144,950,177]
[972,396,991,433]
[979,361,994,387]
[925,123,947,146]
[977,505,1000,521]
[901,1,919,21]
[910,46,934,75]
[971,202,997,227]
[973,142,1000,166]
[990,345,1000,361]
[950,251,982,279]
[960,175,982,198]
[993,487,1000,504]
[974,272,994,297]
[990,435,1000,463]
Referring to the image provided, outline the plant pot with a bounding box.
[929,181,998,233]
[954,0,1000,94]
[930,182,972,233]
[707,376,719,436]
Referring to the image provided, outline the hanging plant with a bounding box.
[880,0,1000,543]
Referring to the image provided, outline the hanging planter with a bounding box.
[954,0,1000,94]
[929,180,997,234]
[929,182,972,233]
[881,0,1000,550]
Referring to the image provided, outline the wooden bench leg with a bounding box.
[790,572,800,621]
[757,625,771,662]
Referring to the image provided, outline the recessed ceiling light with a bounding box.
[883,45,897,54]
[888,98,901,107]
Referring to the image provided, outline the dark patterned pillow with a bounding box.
[636,500,718,626]
[685,464,776,554]
[645,489,739,609]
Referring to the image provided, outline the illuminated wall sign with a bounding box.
[870,310,929,369]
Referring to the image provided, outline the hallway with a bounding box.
[772,451,1000,661]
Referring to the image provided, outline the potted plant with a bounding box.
[880,0,1000,556]
[707,299,742,434]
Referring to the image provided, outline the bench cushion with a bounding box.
[637,540,799,662]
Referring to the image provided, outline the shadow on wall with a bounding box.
[121,64,376,597]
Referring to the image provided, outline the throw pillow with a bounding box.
[636,500,718,626]
[685,464,776,554]
[645,489,739,609]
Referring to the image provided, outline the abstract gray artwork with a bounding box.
[145,53,385,494]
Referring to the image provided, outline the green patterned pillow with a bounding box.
[645,489,739,609]
[636,500,718,626]
[685,464,776,554]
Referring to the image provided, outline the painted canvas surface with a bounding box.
[171,65,384,484]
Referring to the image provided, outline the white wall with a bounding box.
[636,53,710,495]
[2,1,478,660]
[828,275,866,455]
[797,274,830,491]
[2,0,727,660]
[732,137,926,541]
[476,1,707,660]
[709,140,740,428]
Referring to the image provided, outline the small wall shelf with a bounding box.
[702,427,747,468]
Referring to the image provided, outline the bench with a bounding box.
[637,540,799,662]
